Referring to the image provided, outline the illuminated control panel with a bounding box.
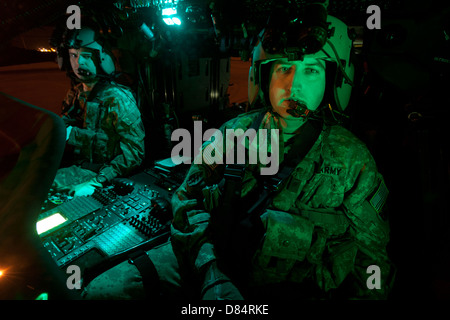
[37,169,178,275]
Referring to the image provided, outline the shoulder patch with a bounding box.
[369,179,389,215]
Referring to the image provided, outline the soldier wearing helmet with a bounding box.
[52,25,145,197]
[168,8,394,299]
[82,4,394,300]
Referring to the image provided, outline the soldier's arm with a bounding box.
[61,86,80,126]
[170,157,225,271]
[97,88,146,181]
[342,153,394,299]
[170,112,261,272]
[169,114,252,272]
[67,88,145,181]
[98,101,145,181]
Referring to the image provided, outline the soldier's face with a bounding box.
[269,56,326,119]
[69,48,98,83]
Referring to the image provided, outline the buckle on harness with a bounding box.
[265,175,284,192]
[264,165,294,192]
[224,164,246,181]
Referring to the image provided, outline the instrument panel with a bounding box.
[37,167,184,281]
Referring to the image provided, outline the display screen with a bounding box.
[36,213,67,235]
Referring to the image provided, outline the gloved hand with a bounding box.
[69,179,103,197]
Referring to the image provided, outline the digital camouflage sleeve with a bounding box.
[62,82,145,181]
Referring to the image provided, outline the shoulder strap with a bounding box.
[221,110,322,216]
[86,80,110,103]
[246,117,323,217]
[212,110,266,254]
[213,112,322,253]
[220,109,266,204]
[128,250,160,299]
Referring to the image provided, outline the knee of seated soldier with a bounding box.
[81,260,145,300]
[82,242,184,300]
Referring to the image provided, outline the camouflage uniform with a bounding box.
[82,109,394,300]
[170,109,394,299]
[53,81,145,191]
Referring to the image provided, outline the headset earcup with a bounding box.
[99,49,116,75]
[334,62,354,111]
[56,50,65,70]
[248,66,259,107]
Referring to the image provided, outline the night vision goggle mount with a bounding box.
[260,2,331,61]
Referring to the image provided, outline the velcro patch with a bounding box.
[370,180,389,214]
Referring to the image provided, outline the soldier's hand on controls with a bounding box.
[69,179,102,197]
